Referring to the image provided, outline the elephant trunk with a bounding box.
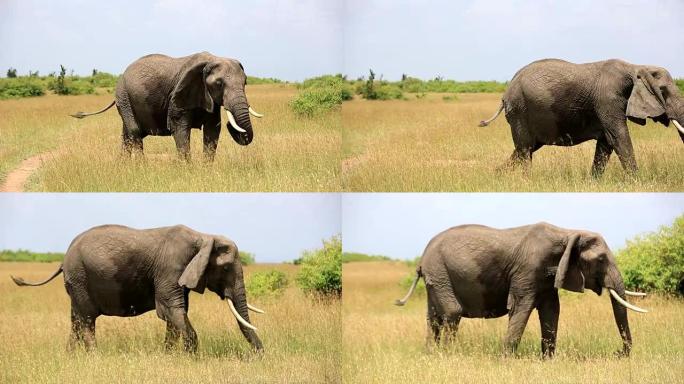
[604,267,632,356]
[668,96,684,143]
[229,261,263,351]
[224,95,254,146]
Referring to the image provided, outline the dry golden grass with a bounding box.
[0,262,341,383]
[342,93,684,191]
[342,261,684,384]
[0,85,341,191]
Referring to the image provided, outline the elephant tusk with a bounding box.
[227,299,258,331]
[248,106,263,118]
[247,303,265,314]
[624,290,647,297]
[672,119,684,135]
[225,109,247,133]
[609,289,648,313]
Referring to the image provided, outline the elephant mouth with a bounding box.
[228,125,252,146]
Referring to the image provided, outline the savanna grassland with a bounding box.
[342,93,684,191]
[342,261,684,384]
[0,262,341,383]
[0,84,341,191]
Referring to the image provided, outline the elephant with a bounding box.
[11,224,264,353]
[478,59,684,176]
[70,52,263,161]
[395,222,648,358]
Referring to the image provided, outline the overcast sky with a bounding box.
[343,193,684,259]
[1,1,682,81]
[0,193,340,263]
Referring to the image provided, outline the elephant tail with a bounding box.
[394,266,422,306]
[478,102,504,127]
[70,100,116,119]
[11,264,63,286]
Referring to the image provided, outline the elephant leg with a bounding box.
[591,137,613,178]
[173,128,191,161]
[426,280,462,346]
[604,121,637,174]
[166,307,197,353]
[81,316,97,351]
[443,314,462,345]
[202,114,221,162]
[426,287,442,346]
[503,296,535,355]
[122,134,144,158]
[67,309,84,352]
[502,115,535,170]
[117,93,143,157]
[164,321,180,350]
[68,310,97,352]
[536,291,560,358]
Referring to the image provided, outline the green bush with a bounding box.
[239,251,256,265]
[356,69,405,100]
[367,75,508,94]
[90,71,118,88]
[290,83,349,117]
[299,74,352,98]
[47,65,95,96]
[290,74,352,117]
[342,252,392,263]
[618,215,684,295]
[0,249,64,262]
[246,270,289,298]
[247,76,283,85]
[0,78,45,99]
[295,235,342,298]
[676,79,684,93]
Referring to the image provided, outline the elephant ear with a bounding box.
[626,68,666,124]
[178,236,215,293]
[554,234,585,293]
[169,60,215,114]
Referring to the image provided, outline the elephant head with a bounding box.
[170,52,263,146]
[178,234,264,351]
[552,231,648,356]
[626,66,684,142]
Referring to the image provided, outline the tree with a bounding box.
[53,65,69,95]
[6,68,17,78]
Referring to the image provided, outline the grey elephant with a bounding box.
[71,52,263,160]
[11,224,264,353]
[479,59,684,176]
[395,222,648,358]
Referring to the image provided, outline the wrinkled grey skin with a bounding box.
[397,223,633,358]
[11,224,262,353]
[72,52,255,160]
[479,59,684,176]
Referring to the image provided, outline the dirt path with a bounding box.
[0,151,59,192]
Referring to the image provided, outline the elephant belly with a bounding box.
[87,277,156,317]
[457,291,509,319]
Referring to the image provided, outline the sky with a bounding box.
[0,193,340,262]
[343,193,684,259]
[0,0,343,81]
[1,1,682,81]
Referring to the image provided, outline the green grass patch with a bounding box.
[342,252,392,263]
[0,249,64,262]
